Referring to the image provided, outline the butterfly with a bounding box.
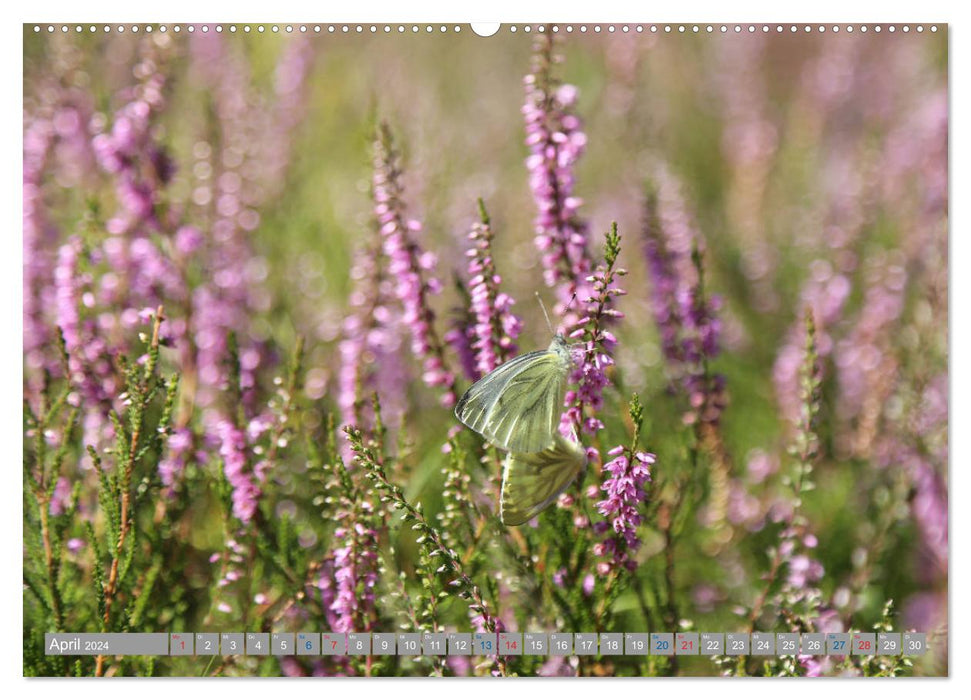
[500,432,587,526]
[453,333,573,453]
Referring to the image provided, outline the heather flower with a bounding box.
[787,553,825,589]
[158,427,193,497]
[453,200,522,380]
[713,34,780,312]
[759,313,829,632]
[54,235,117,458]
[23,112,58,389]
[642,165,725,427]
[773,261,851,424]
[337,234,408,433]
[523,31,594,324]
[834,255,907,457]
[330,518,380,633]
[562,224,626,439]
[186,34,276,416]
[54,237,83,359]
[216,419,261,524]
[594,394,654,573]
[259,36,315,198]
[48,477,72,516]
[372,123,456,406]
[443,301,479,383]
[91,47,168,236]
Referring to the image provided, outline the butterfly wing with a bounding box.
[500,434,587,526]
[454,345,570,453]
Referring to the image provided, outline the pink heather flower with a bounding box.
[23,107,70,391]
[329,518,379,633]
[158,427,193,497]
[643,164,725,426]
[786,554,825,588]
[444,310,479,383]
[798,655,824,677]
[523,33,595,324]
[372,125,456,406]
[561,228,626,440]
[773,261,851,424]
[216,419,261,524]
[834,256,907,450]
[54,237,82,357]
[175,225,203,255]
[453,210,522,380]
[260,36,315,198]
[54,236,117,445]
[91,54,167,236]
[183,34,277,421]
[596,446,655,572]
[337,237,408,435]
[48,477,72,516]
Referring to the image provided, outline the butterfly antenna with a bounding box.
[564,291,578,316]
[535,292,556,335]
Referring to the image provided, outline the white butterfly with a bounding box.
[500,432,587,526]
[453,333,572,453]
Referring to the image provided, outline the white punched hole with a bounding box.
[471,23,500,37]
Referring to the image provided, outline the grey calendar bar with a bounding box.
[44,630,930,657]
[45,633,169,656]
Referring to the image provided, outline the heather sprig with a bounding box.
[459,199,522,379]
[742,311,826,675]
[856,600,913,677]
[643,173,731,542]
[523,30,594,325]
[563,222,627,440]
[77,309,178,676]
[594,393,655,575]
[346,425,505,676]
[642,173,725,428]
[23,335,81,638]
[373,123,457,407]
[338,223,408,434]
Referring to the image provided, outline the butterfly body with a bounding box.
[453,334,572,453]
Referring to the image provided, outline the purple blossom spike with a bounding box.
[642,164,725,427]
[337,235,408,433]
[329,513,380,633]
[834,255,907,457]
[454,201,522,380]
[158,427,193,497]
[523,32,595,326]
[187,33,275,416]
[444,307,479,383]
[23,114,57,391]
[373,123,457,407]
[773,260,851,425]
[216,419,261,524]
[594,445,655,572]
[561,224,626,441]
